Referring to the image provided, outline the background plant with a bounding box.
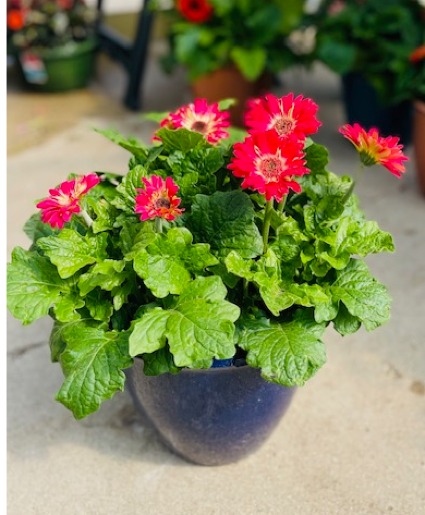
[7,0,97,51]
[308,0,425,105]
[153,0,309,81]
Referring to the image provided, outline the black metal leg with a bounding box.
[124,1,154,110]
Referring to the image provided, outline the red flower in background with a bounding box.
[409,45,425,63]
[176,0,214,23]
[339,123,408,178]
[7,8,26,31]
[228,131,308,202]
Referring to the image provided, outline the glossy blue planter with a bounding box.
[341,72,413,146]
[126,360,295,466]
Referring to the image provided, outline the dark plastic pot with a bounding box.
[341,72,413,146]
[17,38,98,92]
[125,359,295,466]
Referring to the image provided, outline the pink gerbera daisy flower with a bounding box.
[36,173,100,229]
[228,131,308,202]
[155,98,230,145]
[244,93,321,140]
[135,176,184,222]
[339,123,408,178]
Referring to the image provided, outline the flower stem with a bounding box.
[155,217,163,233]
[262,200,274,252]
[277,195,287,213]
[79,209,94,228]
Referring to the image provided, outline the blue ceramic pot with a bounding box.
[341,72,413,146]
[125,359,295,466]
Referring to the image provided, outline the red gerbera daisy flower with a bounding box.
[339,123,408,178]
[244,93,321,141]
[135,176,184,222]
[228,131,308,202]
[36,173,100,229]
[156,98,230,145]
[176,0,214,23]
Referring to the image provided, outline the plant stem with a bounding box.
[155,217,163,233]
[262,200,274,252]
[277,195,287,213]
[79,209,94,228]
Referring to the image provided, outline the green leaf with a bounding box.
[86,197,119,233]
[37,230,109,279]
[343,221,395,256]
[133,227,218,298]
[23,213,58,243]
[113,165,150,213]
[78,260,127,296]
[155,127,206,152]
[142,347,180,376]
[230,46,266,81]
[143,111,169,123]
[7,247,70,325]
[84,290,114,322]
[49,318,105,362]
[188,191,263,258]
[331,259,392,331]
[95,128,147,160]
[317,39,356,75]
[129,307,170,355]
[305,142,329,171]
[54,293,84,322]
[129,276,240,368]
[56,324,133,419]
[226,249,330,317]
[239,313,327,386]
[333,304,362,336]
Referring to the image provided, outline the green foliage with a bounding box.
[309,0,425,104]
[153,0,308,81]
[7,108,397,418]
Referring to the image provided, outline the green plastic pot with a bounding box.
[17,38,98,93]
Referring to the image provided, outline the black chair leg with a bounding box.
[124,2,154,110]
[96,0,154,111]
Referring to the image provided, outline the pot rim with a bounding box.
[19,37,98,60]
[132,356,259,377]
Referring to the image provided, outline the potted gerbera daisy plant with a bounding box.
[7,93,407,466]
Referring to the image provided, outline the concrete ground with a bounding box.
[7,36,425,514]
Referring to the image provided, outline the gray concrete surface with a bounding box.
[7,43,425,514]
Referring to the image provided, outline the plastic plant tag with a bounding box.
[20,52,48,84]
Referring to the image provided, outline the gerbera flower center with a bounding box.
[258,156,284,182]
[155,195,171,209]
[273,117,295,136]
[191,120,208,134]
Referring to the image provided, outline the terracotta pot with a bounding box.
[125,359,295,466]
[413,100,425,196]
[191,66,273,128]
